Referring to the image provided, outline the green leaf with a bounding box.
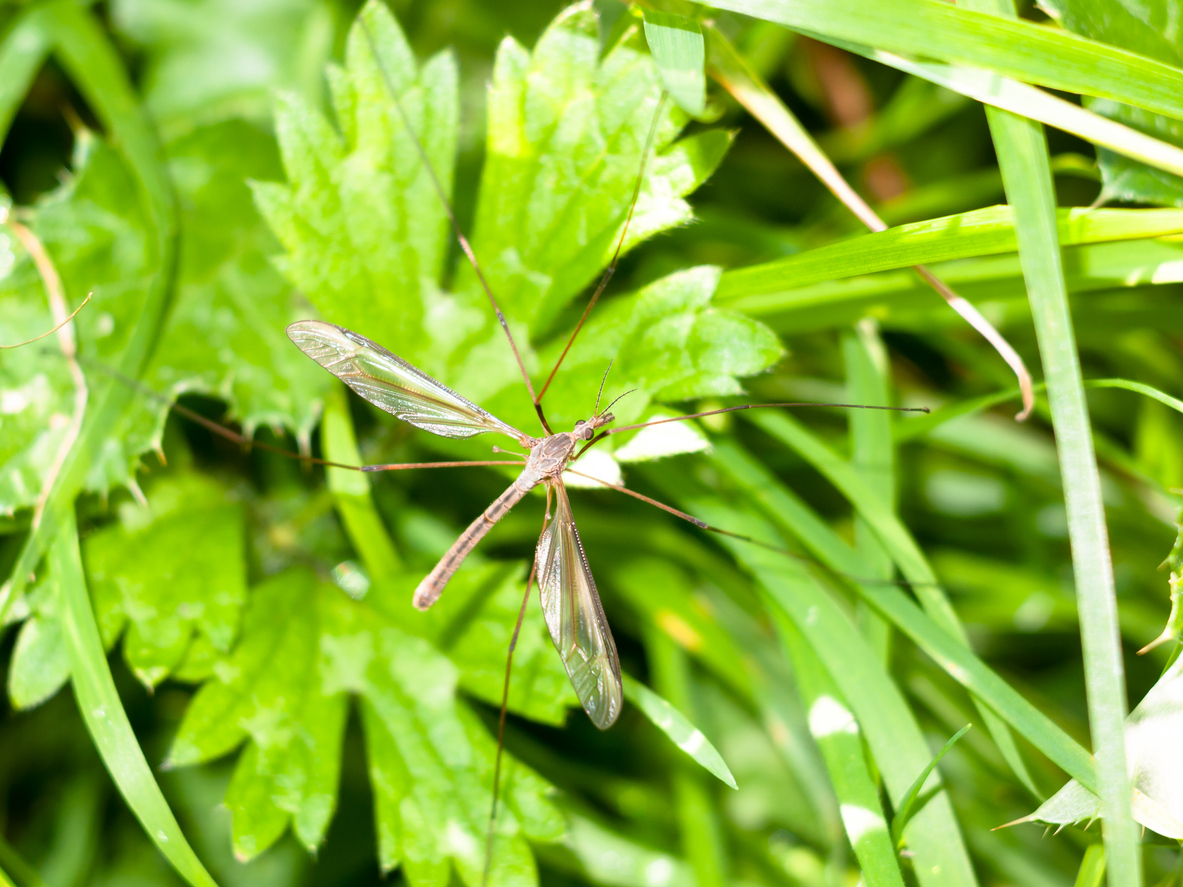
[7,472,248,706]
[642,10,707,117]
[621,674,737,789]
[167,568,564,879]
[252,0,457,368]
[0,136,157,512]
[0,0,179,625]
[84,474,248,689]
[6,571,70,711]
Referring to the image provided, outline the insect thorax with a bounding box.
[526,432,579,480]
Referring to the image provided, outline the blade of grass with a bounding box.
[705,439,1096,791]
[708,28,1034,418]
[641,9,706,117]
[898,378,1183,444]
[890,724,972,847]
[715,206,1183,302]
[0,5,52,142]
[622,673,738,790]
[322,383,404,584]
[716,238,1183,334]
[839,44,1183,179]
[845,326,893,662]
[705,0,1183,120]
[54,513,218,887]
[779,617,906,887]
[0,834,49,887]
[678,495,979,886]
[643,630,728,887]
[1075,845,1106,887]
[965,0,1139,878]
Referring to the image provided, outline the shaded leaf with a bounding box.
[111,0,335,136]
[1038,0,1183,205]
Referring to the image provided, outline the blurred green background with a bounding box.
[2,0,1183,885]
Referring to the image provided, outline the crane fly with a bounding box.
[286,318,626,728]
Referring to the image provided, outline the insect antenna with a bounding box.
[562,467,938,590]
[359,18,553,435]
[593,360,613,416]
[537,92,669,404]
[571,400,929,461]
[600,387,636,417]
[482,485,552,887]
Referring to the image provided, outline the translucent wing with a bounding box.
[287,320,526,442]
[535,480,623,729]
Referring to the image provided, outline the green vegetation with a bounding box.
[2,0,1182,885]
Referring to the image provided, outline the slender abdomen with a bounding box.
[413,478,532,610]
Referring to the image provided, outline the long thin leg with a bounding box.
[359,17,552,436]
[0,293,91,349]
[537,93,668,404]
[81,354,522,474]
[606,401,928,436]
[482,486,551,887]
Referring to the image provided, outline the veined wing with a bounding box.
[535,480,623,729]
[287,320,526,442]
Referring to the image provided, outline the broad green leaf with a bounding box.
[167,567,563,882]
[621,674,737,789]
[2,118,327,511]
[140,119,331,441]
[0,0,179,631]
[84,474,247,688]
[7,472,248,705]
[6,567,70,711]
[539,266,783,431]
[110,0,335,138]
[252,0,457,369]
[0,136,157,512]
[1039,0,1183,206]
[254,0,758,442]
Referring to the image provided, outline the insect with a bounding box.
[286,318,628,727]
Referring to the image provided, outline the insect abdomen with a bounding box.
[412,476,533,610]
